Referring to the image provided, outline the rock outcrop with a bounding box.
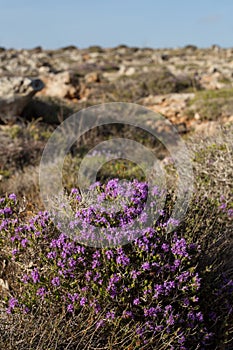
[0,77,44,122]
[37,71,79,99]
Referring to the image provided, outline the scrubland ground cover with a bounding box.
[0,120,232,349]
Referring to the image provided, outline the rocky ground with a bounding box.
[1,44,233,126]
[0,44,233,200]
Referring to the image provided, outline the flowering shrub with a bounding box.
[0,180,231,349]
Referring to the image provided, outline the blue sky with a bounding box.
[0,0,233,49]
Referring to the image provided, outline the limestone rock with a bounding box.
[84,71,100,83]
[38,71,80,99]
[0,77,44,122]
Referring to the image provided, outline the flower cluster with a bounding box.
[0,182,216,349]
[68,179,150,246]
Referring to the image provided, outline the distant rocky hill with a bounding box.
[0,44,233,133]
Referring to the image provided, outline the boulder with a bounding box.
[0,77,44,123]
[38,71,80,99]
[84,71,100,83]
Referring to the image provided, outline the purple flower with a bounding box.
[31,268,40,283]
[9,297,18,309]
[154,325,164,332]
[144,306,159,317]
[173,259,181,268]
[122,310,133,319]
[167,218,180,227]
[139,212,148,223]
[80,297,87,306]
[171,238,188,257]
[47,251,57,259]
[153,284,164,299]
[6,297,19,314]
[164,280,175,291]
[3,207,12,215]
[50,239,58,248]
[161,243,169,252]
[71,188,78,194]
[116,253,130,266]
[110,290,117,298]
[9,193,17,201]
[105,250,113,260]
[96,319,104,329]
[187,311,195,321]
[67,304,74,313]
[183,298,190,306]
[219,202,227,210]
[151,186,160,196]
[94,304,101,314]
[21,274,30,283]
[68,257,76,268]
[165,304,172,313]
[166,314,175,326]
[196,311,203,322]
[142,262,150,271]
[131,270,140,279]
[36,287,47,299]
[133,298,140,305]
[92,259,100,269]
[23,306,30,314]
[21,238,28,248]
[136,326,144,336]
[12,248,18,256]
[51,277,60,287]
[93,272,101,282]
[158,209,165,216]
[67,293,79,303]
[35,231,41,237]
[178,335,186,344]
[106,310,115,320]
[85,270,92,281]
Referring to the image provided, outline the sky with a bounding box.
[0,0,233,49]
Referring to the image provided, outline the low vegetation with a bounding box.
[0,124,232,349]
